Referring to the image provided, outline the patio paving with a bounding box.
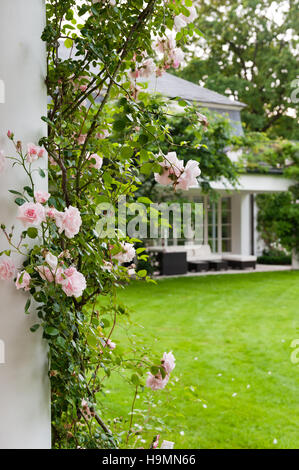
[155,264,293,279]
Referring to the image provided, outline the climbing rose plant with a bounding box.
[0,0,202,448]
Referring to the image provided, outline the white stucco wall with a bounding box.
[231,193,251,256]
[210,173,294,193]
[0,0,51,449]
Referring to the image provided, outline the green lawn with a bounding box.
[100,270,299,449]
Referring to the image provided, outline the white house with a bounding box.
[146,72,293,260]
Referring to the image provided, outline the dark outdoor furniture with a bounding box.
[157,251,187,276]
[226,259,256,270]
[209,260,228,271]
[188,260,209,272]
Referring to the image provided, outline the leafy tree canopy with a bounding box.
[179,0,299,139]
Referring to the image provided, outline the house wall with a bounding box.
[0,0,51,449]
[231,193,251,256]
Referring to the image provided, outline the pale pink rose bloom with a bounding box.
[36,252,60,283]
[177,160,201,190]
[81,399,92,419]
[162,352,176,374]
[36,265,54,283]
[96,129,110,139]
[146,372,169,391]
[0,150,6,174]
[26,143,39,163]
[170,47,184,69]
[79,84,87,92]
[130,82,141,100]
[55,206,82,239]
[106,339,116,350]
[0,257,16,281]
[114,242,136,264]
[34,190,51,204]
[59,266,86,298]
[181,6,198,24]
[17,202,45,227]
[139,58,156,78]
[154,152,184,186]
[46,207,58,219]
[128,268,136,277]
[37,147,45,158]
[88,153,103,170]
[7,130,13,139]
[174,15,187,31]
[154,34,176,54]
[45,252,58,271]
[77,134,87,145]
[129,69,140,80]
[15,271,31,291]
[196,112,209,128]
[156,67,165,77]
[152,435,160,449]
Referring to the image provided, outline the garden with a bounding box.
[0,0,298,452]
[100,271,299,449]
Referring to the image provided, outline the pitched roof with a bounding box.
[145,72,246,109]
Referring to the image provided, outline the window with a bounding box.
[221,197,232,252]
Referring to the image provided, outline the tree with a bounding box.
[179,0,299,139]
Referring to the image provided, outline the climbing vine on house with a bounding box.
[0,0,204,449]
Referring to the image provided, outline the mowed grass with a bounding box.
[100,271,299,449]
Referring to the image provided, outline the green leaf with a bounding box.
[27,227,38,239]
[45,327,59,336]
[38,168,46,178]
[137,196,152,204]
[25,298,31,313]
[64,38,73,48]
[131,373,140,386]
[15,197,25,206]
[30,324,40,333]
[137,269,147,278]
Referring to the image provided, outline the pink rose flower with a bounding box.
[129,69,140,80]
[59,266,86,298]
[162,352,176,374]
[0,257,16,281]
[26,143,44,162]
[27,143,39,162]
[37,147,45,158]
[181,6,197,24]
[139,58,156,78]
[154,152,184,186]
[34,190,51,204]
[15,271,31,291]
[77,134,87,145]
[174,15,187,32]
[0,150,6,174]
[46,207,58,219]
[114,242,136,264]
[176,160,201,190]
[96,129,110,139]
[106,339,116,350]
[55,206,82,239]
[17,202,45,227]
[7,130,13,139]
[146,372,169,391]
[88,153,103,170]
